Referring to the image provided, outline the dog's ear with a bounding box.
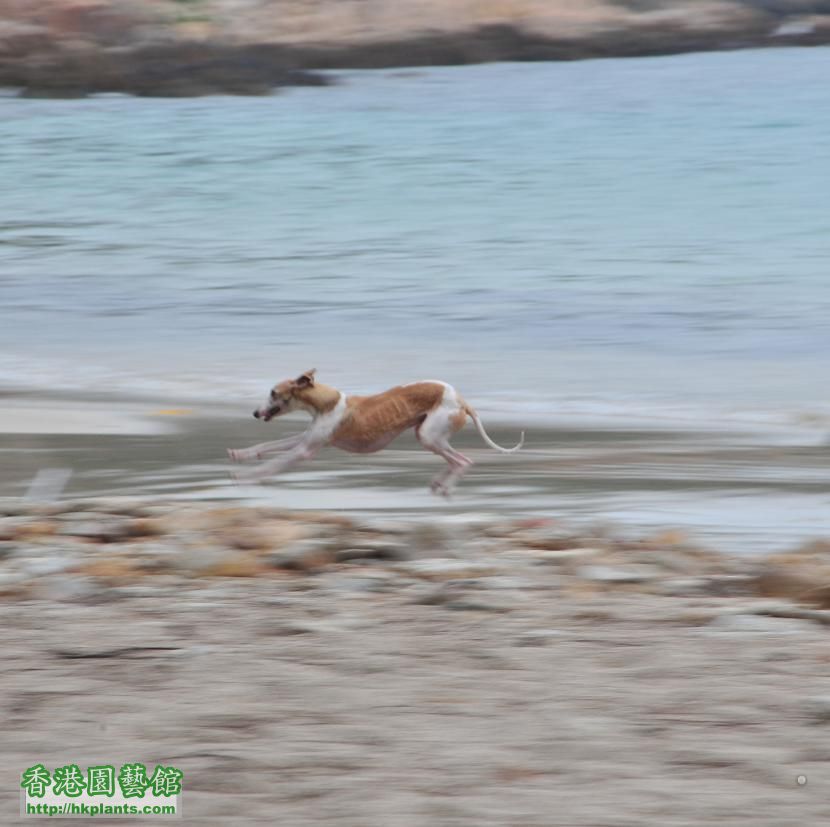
[294,369,316,389]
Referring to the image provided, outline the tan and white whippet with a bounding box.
[228,370,523,495]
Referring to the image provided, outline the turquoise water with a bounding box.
[1,47,829,430]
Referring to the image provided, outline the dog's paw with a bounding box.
[430,480,452,498]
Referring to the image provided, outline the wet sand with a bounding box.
[1,391,828,554]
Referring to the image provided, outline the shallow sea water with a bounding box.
[1,47,829,549]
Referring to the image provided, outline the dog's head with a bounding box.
[253,369,316,421]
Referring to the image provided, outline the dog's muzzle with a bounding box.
[254,406,281,421]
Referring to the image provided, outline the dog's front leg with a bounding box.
[231,441,320,483]
[228,433,305,463]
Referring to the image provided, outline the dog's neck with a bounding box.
[294,382,343,417]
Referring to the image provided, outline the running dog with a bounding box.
[228,370,523,494]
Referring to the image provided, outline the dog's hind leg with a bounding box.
[416,403,473,496]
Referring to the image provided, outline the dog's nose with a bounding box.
[253,410,260,419]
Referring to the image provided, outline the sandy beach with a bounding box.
[2,487,830,824]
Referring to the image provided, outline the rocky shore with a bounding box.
[2,496,830,611]
[2,496,830,823]
[1,1,829,96]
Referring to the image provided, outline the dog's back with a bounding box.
[331,382,447,452]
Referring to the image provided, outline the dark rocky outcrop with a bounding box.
[1,1,829,97]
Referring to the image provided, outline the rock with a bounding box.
[470,575,538,591]
[517,532,583,551]
[445,595,518,613]
[30,575,97,602]
[75,557,145,580]
[266,540,336,572]
[322,572,396,594]
[0,516,69,540]
[0,517,35,540]
[393,559,501,581]
[334,539,411,563]
[0,571,29,594]
[55,515,132,542]
[575,564,662,584]
[654,577,710,596]
[122,517,166,538]
[635,549,702,574]
[405,522,465,556]
[257,620,318,636]
[530,547,603,565]
[0,498,33,517]
[444,592,526,612]
[804,696,830,723]
[349,518,411,535]
[706,614,817,635]
[108,584,175,599]
[123,542,182,571]
[411,584,458,606]
[175,545,264,577]
[700,574,756,596]
[516,629,565,646]
[219,521,309,552]
[20,555,79,577]
[754,563,830,607]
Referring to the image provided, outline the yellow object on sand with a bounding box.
[152,409,195,416]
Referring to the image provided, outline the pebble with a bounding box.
[394,558,502,580]
[266,539,336,571]
[406,522,465,555]
[257,619,319,636]
[30,575,98,603]
[705,614,817,635]
[411,584,458,606]
[0,571,29,593]
[174,545,246,576]
[54,517,132,542]
[516,629,565,646]
[445,595,518,613]
[469,575,538,591]
[575,564,662,584]
[0,517,29,539]
[334,539,411,562]
[20,555,79,577]
[0,498,828,625]
[530,547,603,564]
[654,577,710,596]
[804,696,830,723]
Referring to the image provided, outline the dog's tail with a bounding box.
[464,404,524,453]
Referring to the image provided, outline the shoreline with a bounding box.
[1,390,828,555]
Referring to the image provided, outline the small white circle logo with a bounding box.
[797,775,807,786]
